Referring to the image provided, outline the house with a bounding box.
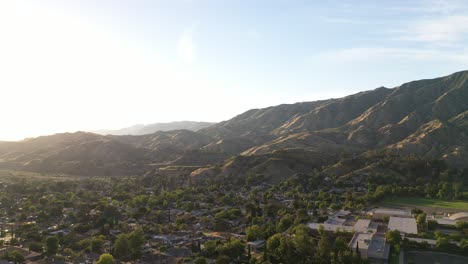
[141,253,177,264]
[334,210,351,219]
[166,246,192,258]
[247,240,265,252]
[388,217,418,234]
[308,223,355,233]
[348,233,390,263]
[371,208,412,220]
[434,218,457,226]
[324,217,346,226]
[448,212,468,221]
[353,219,377,233]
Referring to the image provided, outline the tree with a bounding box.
[114,234,131,259]
[455,221,468,230]
[217,239,245,260]
[427,220,438,231]
[436,237,451,250]
[96,254,115,264]
[266,234,282,262]
[293,225,315,262]
[216,255,230,264]
[386,230,401,245]
[194,256,207,264]
[202,240,219,258]
[417,213,426,225]
[246,225,262,241]
[317,231,331,263]
[128,229,145,259]
[277,214,293,232]
[114,230,145,260]
[28,241,43,252]
[2,251,25,264]
[45,236,59,256]
[10,237,19,246]
[91,237,105,253]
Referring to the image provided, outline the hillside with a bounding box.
[1,70,468,178]
[93,121,214,135]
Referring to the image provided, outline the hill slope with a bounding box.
[93,121,214,135]
[1,70,468,177]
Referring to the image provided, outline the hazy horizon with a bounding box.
[2,0,468,140]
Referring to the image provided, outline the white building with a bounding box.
[348,232,390,262]
[388,216,418,234]
[371,208,412,220]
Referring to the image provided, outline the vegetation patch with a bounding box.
[381,197,468,211]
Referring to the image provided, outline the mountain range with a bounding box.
[1,70,467,179]
[92,121,215,135]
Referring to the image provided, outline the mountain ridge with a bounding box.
[92,121,215,135]
[1,70,468,178]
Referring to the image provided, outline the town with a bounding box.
[0,167,467,264]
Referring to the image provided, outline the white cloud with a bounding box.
[177,30,196,64]
[398,15,468,45]
[313,47,468,63]
[247,29,263,39]
[386,0,468,14]
[317,16,370,25]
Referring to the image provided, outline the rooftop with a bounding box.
[367,234,390,260]
[324,217,347,226]
[353,219,376,233]
[308,223,355,233]
[334,210,352,218]
[448,212,468,221]
[388,217,418,234]
[348,232,373,251]
[348,233,390,260]
[373,208,411,217]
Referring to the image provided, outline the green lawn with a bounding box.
[381,197,468,211]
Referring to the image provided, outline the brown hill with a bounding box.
[1,70,468,177]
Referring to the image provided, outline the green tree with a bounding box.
[246,225,262,241]
[217,239,245,260]
[277,214,293,232]
[194,256,207,264]
[266,234,282,262]
[114,234,131,259]
[28,241,43,252]
[427,220,438,231]
[293,225,315,262]
[317,231,330,263]
[216,255,230,264]
[45,236,59,256]
[91,237,105,253]
[386,230,401,245]
[128,229,145,259]
[417,213,426,229]
[96,254,115,264]
[202,240,219,258]
[2,251,25,264]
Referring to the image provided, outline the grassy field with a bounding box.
[381,197,468,211]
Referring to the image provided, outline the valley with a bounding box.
[0,71,467,263]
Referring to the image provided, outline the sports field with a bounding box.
[404,251,468,264]
[381,197,468,211]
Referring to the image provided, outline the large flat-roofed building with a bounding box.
[354,219,378,233]
[371,208,412,220]
[388,216,418,234]
[448,212,468,221]
[324,216,346,226]
[348,233,390,263]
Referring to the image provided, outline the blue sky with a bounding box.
[1,0,468,140]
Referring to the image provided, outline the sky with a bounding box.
[1,0,468,141]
